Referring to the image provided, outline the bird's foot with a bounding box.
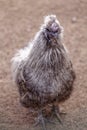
[34,110,55,130]
[51,105,66,125]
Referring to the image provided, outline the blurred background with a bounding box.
[0,0,87,130]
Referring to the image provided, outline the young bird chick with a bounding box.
[11,15,76,130]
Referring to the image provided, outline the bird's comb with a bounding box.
[41,15,60,30]
[44,15,57,25]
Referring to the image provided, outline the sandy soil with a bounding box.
[0,0,87,130]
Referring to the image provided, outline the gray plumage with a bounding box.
[11,15,75,109]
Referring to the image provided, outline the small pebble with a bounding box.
[71,17,77,23]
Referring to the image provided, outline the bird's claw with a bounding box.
[34,110,47,130]
[51,105,66,125]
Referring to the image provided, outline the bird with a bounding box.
[11,15,76,130]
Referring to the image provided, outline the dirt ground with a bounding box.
[0,0,87,130]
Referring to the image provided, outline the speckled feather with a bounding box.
[11,15,75,108]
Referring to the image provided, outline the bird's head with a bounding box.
[41,15,64,43]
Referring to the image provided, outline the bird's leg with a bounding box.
[34,109,47,130]
[34,109,55,130]
[51,104,65,124]
[52,105,66,115]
